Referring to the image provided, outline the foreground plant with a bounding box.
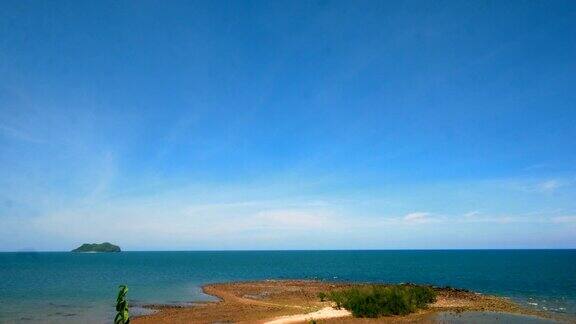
[324,284,436,318]
[115,285,130,324]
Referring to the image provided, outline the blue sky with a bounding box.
[1,0,575,251]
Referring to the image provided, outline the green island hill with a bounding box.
[71,242,121,253]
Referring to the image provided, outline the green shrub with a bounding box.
[317,292,327,302]
[324,285,436,318]
[328,290,346,309]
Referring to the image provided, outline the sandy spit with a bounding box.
[264,306,351,323]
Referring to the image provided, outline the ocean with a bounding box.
[0,250,574,323]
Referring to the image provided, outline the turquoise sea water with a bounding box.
[0,250,575,323]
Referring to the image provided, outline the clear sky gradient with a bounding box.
[1,0,575,251]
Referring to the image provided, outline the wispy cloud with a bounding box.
[537,180,563,193]
[463,210,481,219]
[3,193,575,250]
[523,163,551,171]
[3,169,576,250]
[81,151,117,204]
[403,212,434,224]
[503,178,571,194]
[0,124,45,144]
[250,209,332,229]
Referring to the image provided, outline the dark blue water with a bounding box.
[0,250,575,323]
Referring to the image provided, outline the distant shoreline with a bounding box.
[133,280,556,323]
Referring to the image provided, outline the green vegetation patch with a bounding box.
[114,285,130,324]
[322,284,436,318]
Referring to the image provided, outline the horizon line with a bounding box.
[3,248,576,253]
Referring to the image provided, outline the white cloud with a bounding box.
[463,211,481,219]
[403,212,433,224]
[538,180,563,193]
[458,211,517,223]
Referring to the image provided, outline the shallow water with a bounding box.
[0,250,574,323]
[433,311,560,323]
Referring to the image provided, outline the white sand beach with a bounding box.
[264,306,351,324]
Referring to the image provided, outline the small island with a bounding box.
[133,280,554,323]
[71,242,121,253]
